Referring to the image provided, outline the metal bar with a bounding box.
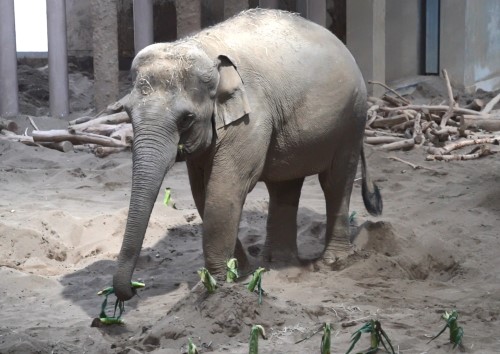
[296,0,308,18]
[296,0,326,26]
[91,0,119,112]
[46,0,69,118]
[0,0,19,117]
[259,0,280,9]
[307,0,326,27]
[425,0,440,74]
[133,0,154,55]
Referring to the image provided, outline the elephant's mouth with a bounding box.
[176,143,187,162]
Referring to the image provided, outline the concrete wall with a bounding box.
[66,0,92,57]
[346,0,386,96]
[441,0,500,91]
[385,0,422,83]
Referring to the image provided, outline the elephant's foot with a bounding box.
[313,243,355,271]
[262,246,304,267]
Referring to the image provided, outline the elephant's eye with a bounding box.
[178,112,196,130]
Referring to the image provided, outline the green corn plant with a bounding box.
[226,258,239,283]
[97,281,145,325]
[187,338,199,354]
[428,310,464,349]
[295,323,324,345]
[249,325,267,354]
[346,319,395,354]
[164,187,174,207]
[349,211,357,225]
[247,267,267,304]
[321,323,332,354]
[198,267,217,293]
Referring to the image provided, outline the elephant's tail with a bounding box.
[360,146,383,216]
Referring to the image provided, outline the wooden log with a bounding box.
[388,156,446,174]
[426,145,494,161]
[440,69,456,128]
[392,119,415,132]
[32,129,128,147]
[441,136,500,153]
[40,141,74,153]
[367,96,387,106]
[430,126,458,142]
[0,117,18,132]
[465,98,485,111]
[380,104,482,116]
[371,115,409,128]
[378,138,415,151]
[365,105,379,127]
[97,94,130,117]
[110,123,133,144]
[368,80,411,104]
[365,136,403,145]
[413,113,424,145]
[69,111,130,130]
[364,129,405,137]
[68,116,93,125]
[82,123,123,135]
[0,131,37,145]
[382,94,406,107]
[460,116,500,132]
[482,92,500,114]
[94,146,128,157]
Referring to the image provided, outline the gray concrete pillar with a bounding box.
[347,0,386,96]
[0,0,19,117]
[259,0,280,9]
[91,0,119,112]
[224,0,248,19]
[133,0,154,55]
[176,0,201,39]
[297,0,326,27]
[46,0,70,118]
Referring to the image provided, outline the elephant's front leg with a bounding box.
[202,171,252,276]
[263,178,304,263]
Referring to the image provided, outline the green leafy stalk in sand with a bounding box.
[295,322,331,354]
[97,281,145,325]
[226,258,239,283]
[428,310,464,349]
[349,211,357,225]
[247,267,267,304]
[249,325,267,354]
[198,267,217,293]
[187,338,199,354]
[163,187,174,207]
[346,319,395,354]
[321,323,332,354]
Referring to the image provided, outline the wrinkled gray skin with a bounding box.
[113,9,382,301]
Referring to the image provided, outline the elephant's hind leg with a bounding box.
[318,147,360,267]
[263,178,304,263]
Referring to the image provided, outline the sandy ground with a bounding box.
[1,67,500,353]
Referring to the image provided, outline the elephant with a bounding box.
[113,9,382,301]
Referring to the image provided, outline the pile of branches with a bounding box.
[0,97,132,157]
[365,69,500,161]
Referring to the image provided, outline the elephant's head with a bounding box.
[113,43,250,300]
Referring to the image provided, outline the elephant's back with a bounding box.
[196,9,359,77]
[196,8,365,105]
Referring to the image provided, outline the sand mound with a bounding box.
[122,282,346,353]
[348,221,459,281]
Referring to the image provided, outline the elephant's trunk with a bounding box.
[113,117,179,301]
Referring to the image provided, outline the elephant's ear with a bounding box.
[213,55,251,129]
